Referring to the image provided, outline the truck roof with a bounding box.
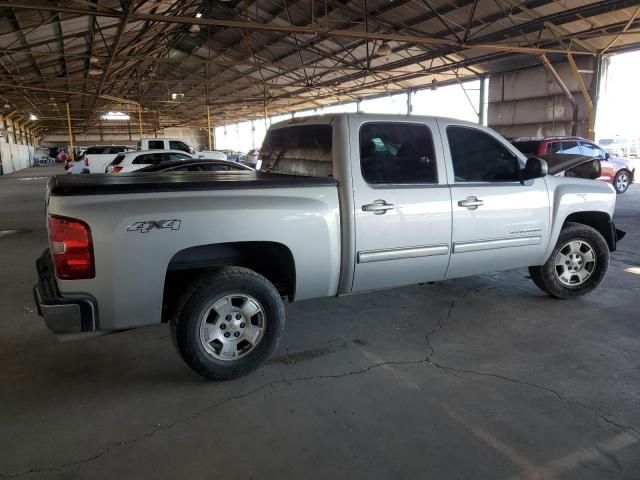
[268,112,483,130]
[48,171,337,196]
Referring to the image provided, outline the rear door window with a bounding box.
[133,153,164,165]
[148,140,164,150]
[166,153,191,161]
[200,163,231,171]
[560,141,582,154]
[172,164,203,171]
[86,146,109,154]
[547,142,563,153]
[260,124,332,176]
[359,123,437,184]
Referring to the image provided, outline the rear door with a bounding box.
[349,117,452,292]
[441,122,550,279]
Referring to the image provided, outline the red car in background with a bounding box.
[511,136,635,194]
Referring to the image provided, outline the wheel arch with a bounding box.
[161,241,296,322]
[563,211,616,251]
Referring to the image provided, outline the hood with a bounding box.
[537,153,601,179]
[606,154,630,167]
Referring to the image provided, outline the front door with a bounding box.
[440,122,551,279]
[350,117,452,292]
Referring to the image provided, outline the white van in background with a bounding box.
[136,138,227,161]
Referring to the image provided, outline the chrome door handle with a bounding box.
[362,200,394,215]
[458,196,484,210]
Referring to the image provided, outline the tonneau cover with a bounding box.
[48,171,337,196]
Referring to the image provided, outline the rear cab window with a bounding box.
[260,124,332,177]
[512,140,542,155]
[148,140,165,150]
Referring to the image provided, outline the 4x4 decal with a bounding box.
[127,219,181,233]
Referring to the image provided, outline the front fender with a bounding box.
[542,176,617,261]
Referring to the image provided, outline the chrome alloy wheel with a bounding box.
[199,294,266,361]
[616,172,629,193]
[554,240,597,286]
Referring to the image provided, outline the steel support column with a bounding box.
[66,103,75,160]
[478,76,487,125]
[540,54,579,136]
[207,105,212,151]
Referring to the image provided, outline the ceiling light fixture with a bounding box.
[101,111,130,121]
[29,114,37,121]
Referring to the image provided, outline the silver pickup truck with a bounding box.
[34,114,624,380]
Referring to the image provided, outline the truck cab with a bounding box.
[136,138,227,161]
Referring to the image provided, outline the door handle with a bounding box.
[362,199,394,215]
[458,196,484,210]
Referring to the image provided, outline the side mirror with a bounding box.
[604,152,610,160]
[523,157,548,181]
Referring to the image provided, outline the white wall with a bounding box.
[0,143,34,175]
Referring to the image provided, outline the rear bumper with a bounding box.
[34,249,97,335]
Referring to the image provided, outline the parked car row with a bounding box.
[63,139,241,175]
[511,136,635,194]
[106,151,251,173]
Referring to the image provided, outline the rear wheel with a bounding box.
[171,267,285,380]
[528,223,609,299]
[614,170,631,194]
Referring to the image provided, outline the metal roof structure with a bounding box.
[0,0,639,136]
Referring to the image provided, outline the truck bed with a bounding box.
[48,171,337,196]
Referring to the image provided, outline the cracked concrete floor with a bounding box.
[1,167,639,479]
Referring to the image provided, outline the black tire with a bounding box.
[528,222,609,299]
[171,267,285,380]
[613,169,631,194]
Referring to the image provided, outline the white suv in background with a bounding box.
[105,150,192,173]
[67,145,133,174]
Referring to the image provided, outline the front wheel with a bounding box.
[529,223,609,299]
[613,170,631,194]
[171,267,285,380]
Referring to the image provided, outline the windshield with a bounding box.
[260,124,332,177]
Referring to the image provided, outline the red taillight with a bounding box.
[84,157,89,166]
[49,215,95,279]
[111,166,123,173]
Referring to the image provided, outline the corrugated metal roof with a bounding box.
[0,0,638,134]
